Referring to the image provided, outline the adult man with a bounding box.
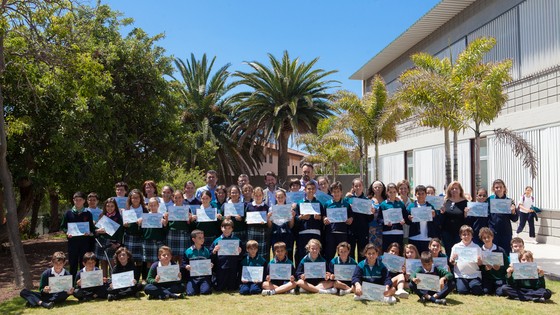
[237,174,250,202]
[299,162,318,191]
[263,171,279,206]
[195,170,218,201]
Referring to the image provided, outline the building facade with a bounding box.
[351,0,560,244]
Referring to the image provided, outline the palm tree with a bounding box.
[296,117,354,181]
[333,75,398,182]
[233,51,337,184]
[173,53,263,181]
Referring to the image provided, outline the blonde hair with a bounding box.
[246,240,259,250]
[404,244,420,259]
[445,181,466,200]
[305,238,322,252]
[519,250,534,262]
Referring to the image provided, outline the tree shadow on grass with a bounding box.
[0,297,25,315]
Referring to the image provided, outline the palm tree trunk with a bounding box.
[277,131,290,186]
[474,124,482,189]
[453,130,458,181]
[444,127,451,188]
[358,135,364,181]
[374,140,380,181]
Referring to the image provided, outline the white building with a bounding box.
[351,0,560,244]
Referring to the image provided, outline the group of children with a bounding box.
[20,177,552,308]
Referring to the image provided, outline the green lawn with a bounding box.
[2,280,558,315]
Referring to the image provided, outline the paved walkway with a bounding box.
[524,242,560,280]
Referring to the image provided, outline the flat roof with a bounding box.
[350,0,477,81]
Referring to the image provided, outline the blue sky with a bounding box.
[99,0,440,95]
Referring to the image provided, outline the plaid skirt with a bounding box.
[94,238,117,261]
[143,239,165,262]
[234,230,247,245]
[167,229,190,257]
[124,234,143,261]
[247,226,267,256]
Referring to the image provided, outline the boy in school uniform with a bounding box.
[20,251,73,309]
[449,225,483,295]
[479,227,508,295]
[210,219,243,291]
[73,252,109,301]
[323,181,353,262]
[60,191,96,278]
[261,242,297,295]
[294,182,324,267]
[144,246,184,300]
[501,250,552,302]
[183,229,213,296]
[240,240,267,295]
[407,185,438,254]
[409,251,454,305]
[508,237,525,266]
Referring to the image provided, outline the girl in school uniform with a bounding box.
[517,186,537,243]
[296,239,336,294]
[345,178,375,260]
[393,244,420,299]
[465,187,490,246]
[225,185,247,244]
[167,190,192,265]
[295,182,324,266]
[488,179,518,255]
[123,189,147,282]
[501,250,552,302]
[367,180,386,253]
[191,190,223,248]
[161,185,174,209]
[246,187,270,261]
[323,181,353,262]
[327,241,357,295]
[379,183,411,253]
[94,198,123,278]
[268,189,295,262]
[107,247,140,301]
[183,181,201,206]
[352,243,396,303]
[142,197,169,272]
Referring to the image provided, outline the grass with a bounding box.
[2,280,558,315]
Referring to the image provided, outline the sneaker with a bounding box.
[338,289,351,296]
[289,289,296,295]
[395,289,409,299]
[354,294,364,301]
[324,288,338,294]
[529,238,539,244]
[434,298,447,305]
[384,296,397,304]
[261,290,272,296]
[107,294,116,302]
[42,302,54,309]
[299,288,309,294]
[418,296,426,304]
[533,297,546,303]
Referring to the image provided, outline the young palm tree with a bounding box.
[233,51,337,184]
[173,53,263,181]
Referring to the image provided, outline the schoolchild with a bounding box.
[488,179,518,255]
[409,251,454,305]
[246,187,270,261]
[192,190,223,248]
[73,252,109,301]
[379,183,411,253]
[295,239,336,294]
[183,180,201,206]
[210,219,243,291]
[268,189,295,262]
[294,182,324,266]
[122,189,147,282]
[323,181,352,262]
[107,247,141,301]
[351,243,396,303]
[465,187,490,246]
[142,197,169,270]
[479,227,508,295]
[144,246,184,300]
[183,229,212,296]
[239,240,267,295]
[167,190,192,265]
[326,242,357,295]
[501,250,552,302]
[94,198,123,278]
[407,185,438,253]
[449,225,483,295]
[261,242,297,295]
[225,185,247,244]
[345,178,374,260]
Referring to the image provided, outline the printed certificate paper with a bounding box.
[157,264,180,283]
[218,239,239,256]
[416,273,440,292]
[80,269,104,288]
[189,259,212,277]
[304,262,326,279]
[269,264,292,280]
[111,271,135,289]
[334,264,355,281]
[241,266,264,282]
[48,275,73,293]
[67,222,90,236]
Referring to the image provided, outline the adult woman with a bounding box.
[440,181,468,256]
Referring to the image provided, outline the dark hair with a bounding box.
[142,180,158,197]
[115,181,129,193]
[87,192,99,200]
[83,252,96,262]
[191,229,204,239]
[73,191,87,199]
[362,243,379,256]
[265,171,277,178]
[301,162,314,169]
[126,189,147,212]
[103,198,119,215]
[415,185,427,194]
[330,181,343,192]
[420,251,433,263]
[113,247,132,266]
[367,180,387,199]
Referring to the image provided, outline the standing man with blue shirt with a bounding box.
[263,171,278,206]
[299,162,318,191]
[195,170,219,201]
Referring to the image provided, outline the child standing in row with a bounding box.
[94,198,123,278]
[379,183,410,252]
[183,230,212,296]
[268,189,295,262]
[210,219,242,291]
[323,181,352,262]
[142,197,169,274]
[167,191,191,265]
[488,179,518,255]
[246,187,270,261]
[123,189,147,282]
[295,183,324,266]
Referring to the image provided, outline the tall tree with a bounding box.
[333,75,398,182]
[173,53,263,182]
[233,51,337,185]
[296,117,354,181]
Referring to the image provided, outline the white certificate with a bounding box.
[411,206,433,222]
[115,197,128,209]
[482,251,504,266]
[456,247,478,263]
[158,202,168,214]
[141,213,163,228]
[224,203,244,217]
[467,202,489,217]
[327,207,348,223]
[304,262,326,279]
[89,208,103,223]
[157,264,180,283]
[382,253,405,273]
[218,239,239,256]
[513,262,538,279]
[167,206,189,221]
[334,264,355,281]
[351,198,372,215]
[490,198,512,214]
[48,275,73,293]
[95,215,120,236]
[80,269,104,288]
[416,273,440,292]
[241,266,264,282]
[383,208,404,224]
[246,211,267,224]
[67,222,90,236]
[286,191,305,204]
[315,191,332,205]
[426,196,445,211]
[433,257,449,271]
[361,282,386,301]
[196,207,217,222]
[111,270,135,289]
[300,203,321,215]
[269,263,292,280]
[270,205,292,224]
[509,253,519,264]
[122,209,138,224]
[189,259,212,277]
[405,259,422,274]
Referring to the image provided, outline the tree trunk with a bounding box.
[474,124,482,189]
[374,139,379,181]
[29,187,44,235]
[358,135,364,182]
[48,188,60,232]
[453,130,458,181]
[17,177,34,222]
[277,131,290,187]
[444,127,451,189]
